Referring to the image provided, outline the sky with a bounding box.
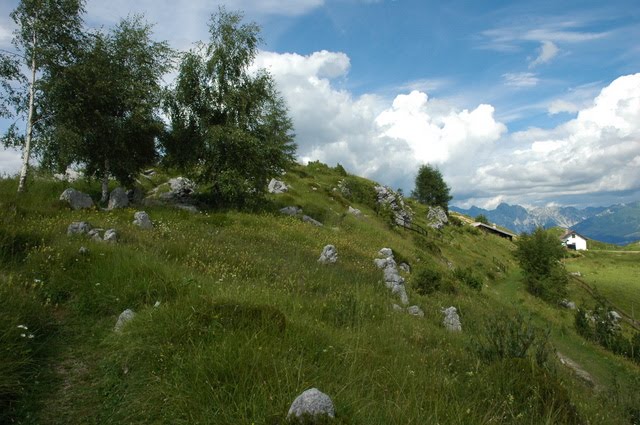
[1,0,639,209]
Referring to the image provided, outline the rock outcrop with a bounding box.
[426,206,448,229]
[114,309,136,333]
[442,306,461,332]
[374,186,413,227]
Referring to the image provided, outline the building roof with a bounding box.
[560,229,589,241]
[471,222,516,238]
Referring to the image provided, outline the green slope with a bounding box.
[1,164,639,424]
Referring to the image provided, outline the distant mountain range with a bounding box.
[451,202,640,245]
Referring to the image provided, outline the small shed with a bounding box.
[472,222,516,241]
[560,230,588,251]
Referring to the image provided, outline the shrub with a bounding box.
[333,163,348,176]
[470,311,552,367]
[574,307,593,340]
[412,267,443,295]
[448,215,463,227]
[338,176,377,210]
[474,214,489,224]
[452,267,482,291]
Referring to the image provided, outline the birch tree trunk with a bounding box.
[17,28,37,193]
[100,158,110,203]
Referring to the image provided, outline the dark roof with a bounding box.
[560,229,589,241]
[471,222,516,238]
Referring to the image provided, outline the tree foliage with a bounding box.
[514,227,568,302]
[0,0,86,192]
[162,7,296,206]
[411,164,452,211]
[40,15,172,195]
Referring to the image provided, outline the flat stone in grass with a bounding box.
[67,221,92,236]
[114,309,135,333]
[280,206,302,216]
[407,305,424,317]
[60,188,94,210]
[287,388,335,421]
[302,215,323,227]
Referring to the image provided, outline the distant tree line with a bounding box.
[0,0,296,206]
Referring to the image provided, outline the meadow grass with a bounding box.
[1,167,639,424]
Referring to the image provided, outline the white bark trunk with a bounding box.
[100,158,110,203]
[17,29,37,194]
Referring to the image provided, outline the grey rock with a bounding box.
[426,206,448,229]
[103,229,118,243]
[133,211,153,229]
[165,177,195,199]
[280,206,302,216]
[60,188,94,210]
[391,284,409,305]
[383,267,403,287]
[127,187,145,204]
[407,305,424,317]
[442,306,462,332]
[175,203,199,213]
[348,206,362,217]
[287,388,335,420]
[374,257,396,270]
[560,299,577,310]
[114,309,136,333]
[570,271,582,277]
[302,215,323,227]
[378,248,393,258]
[67,221,92,236]
[392,304,404,312]
[78,246,89,255]
[318,245,338,264]
[108,187,129,209]
[399,262,411,273]
[609,310,622,321]
[88,228,103,241]
[268,178,288,194]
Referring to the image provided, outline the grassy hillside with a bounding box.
[1,164,639,424]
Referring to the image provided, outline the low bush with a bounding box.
[412,267,443,295]
[452,267,483,291]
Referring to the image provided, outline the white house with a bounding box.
[560,230,588,251]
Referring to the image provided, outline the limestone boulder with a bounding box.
[108,187,129,209]
[114,309,136,333]
[318,245,338,264]
[60,188,94,210]
[287,388,335,421]
[268,178,288,194]
[133,211,153,229]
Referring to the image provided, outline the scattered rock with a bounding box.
[560,299,577,310]
[67,221,92,236]
[103,229,118,243]
[114,309,136,333]
[132,211,153,229]
[374,185,413,227]
[609,310,622,321]
[318,245,338,264]
[175,204,199,213]
[442,306,462,332]
[153,301,161,308]
[378,248,393,258]
[268,178,288,194]
[392,304,404,312]
[280,206,302,216]
[302,215,323,227]
[108,187,129,209]
[142,169,156,177]
[347,206,362,217]
[407,305,424,317]
[127,187,145,204]
[570,271,582,277]
[87,228,103,242]
[426,206,448,229]
[374,257,396,270]
[287,388,335,421]
[166,177,195,199]
[60,188,94,210]
[383,267,404,287]
[399,262,411,273]
[78,246,89,255]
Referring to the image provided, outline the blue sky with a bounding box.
[1,0,639,208]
